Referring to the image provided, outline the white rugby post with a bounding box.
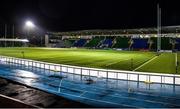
[157,3,161,52]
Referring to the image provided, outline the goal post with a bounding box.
[157,3,161,52]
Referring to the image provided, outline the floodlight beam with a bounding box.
[25,21,35,28]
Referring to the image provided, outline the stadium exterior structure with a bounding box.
[46,26,180,36]
[45,26,180,51]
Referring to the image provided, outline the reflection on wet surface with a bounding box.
[0,62,180,108]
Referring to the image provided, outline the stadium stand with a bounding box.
[73,39,87,47]
[169,38,176,50]
[149,37,157,50]
[113,37,130,49]
[99,36,114,48]
[175,38,180,50]
[46,31,180,51]
[44,26,180,51]
[0,41,26,47]
[161,37,172,50]
[52,40,66,47]
[45,36,178,51]
[85,36,104,48]
[64,39,76,47]
[132,38,149,49]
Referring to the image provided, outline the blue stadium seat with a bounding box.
[132,38,148,49]
[175,38,180,51]
[74,39,87,47]
[102,39,113,47]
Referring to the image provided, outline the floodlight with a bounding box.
[25,21,35,28]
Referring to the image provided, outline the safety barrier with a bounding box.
[0,55,180,85]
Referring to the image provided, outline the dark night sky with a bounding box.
[0,0,180,32]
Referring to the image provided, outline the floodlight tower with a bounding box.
[24,20,35,47]
[25,20,35,38]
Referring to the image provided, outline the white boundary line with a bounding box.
[133,56,158,71]
[79,91,87,97]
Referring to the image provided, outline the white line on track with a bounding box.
[79,91,87,97]
[133,56,158,71]
[38,73,180,101]
[44,77,180,107]
[34,85,134,107]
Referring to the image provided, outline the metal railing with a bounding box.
[0,55,180,85]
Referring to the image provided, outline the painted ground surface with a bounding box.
[0,62,180,108]
[0,47,178,74]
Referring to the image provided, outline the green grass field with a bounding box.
[0,47,179,74]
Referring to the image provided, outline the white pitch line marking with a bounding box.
[105,59,130,66]
[133,56,158,71]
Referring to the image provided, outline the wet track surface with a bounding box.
[0,62,180,108]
